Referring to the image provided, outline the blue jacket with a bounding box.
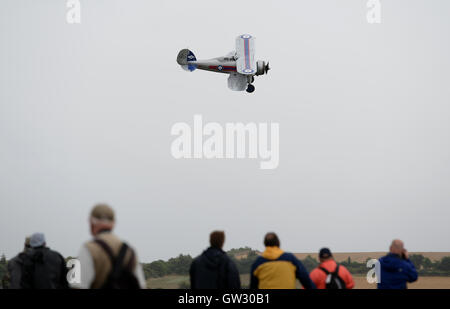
[377,253,418,289]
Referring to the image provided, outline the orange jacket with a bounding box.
[309,259,354,289]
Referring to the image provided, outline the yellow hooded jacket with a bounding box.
[250,247,316,289]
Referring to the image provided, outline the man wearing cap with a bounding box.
[21,233,69,289]
[72,204,146,289]
[5,236,32,289]
[309,248,354,289]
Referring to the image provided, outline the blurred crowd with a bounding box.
[1,204,418,289]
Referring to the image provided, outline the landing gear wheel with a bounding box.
[246,84,255,93]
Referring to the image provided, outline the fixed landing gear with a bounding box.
[246,84,255,93]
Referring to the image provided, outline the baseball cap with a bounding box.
[90,204,115,222]
[319,247,332,259]
[30,233,46,248]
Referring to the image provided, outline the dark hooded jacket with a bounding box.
[21,247,69,289]
[377,253,418,289]
[189,247,241,289]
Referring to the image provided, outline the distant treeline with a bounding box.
[334,254,450,276]
[140,248,450,279]
[141,248,260,279]
[2,249,450,283]
[0,255,7,285]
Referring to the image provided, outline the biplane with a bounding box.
[176,34,269,93]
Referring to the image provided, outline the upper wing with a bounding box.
[235,34,256,75]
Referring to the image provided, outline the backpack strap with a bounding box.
[333,264,340,275]
[93,239,116,265]
[116,243,130,269]
[112,243,130,278]
[319,264,341,275]
[94,239,134,271]
[319,266,330,275]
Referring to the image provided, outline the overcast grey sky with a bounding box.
[1,0,450,262]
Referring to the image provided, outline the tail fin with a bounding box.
[177,49,197,71]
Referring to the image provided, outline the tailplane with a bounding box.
[176,49,197,71]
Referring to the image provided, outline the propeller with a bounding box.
[265,62,270,74]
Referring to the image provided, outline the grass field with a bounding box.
[148,275,190,289]
[147,275,450,289]
[353,276,450,289]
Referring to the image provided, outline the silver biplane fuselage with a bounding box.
[176,34,269,93]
